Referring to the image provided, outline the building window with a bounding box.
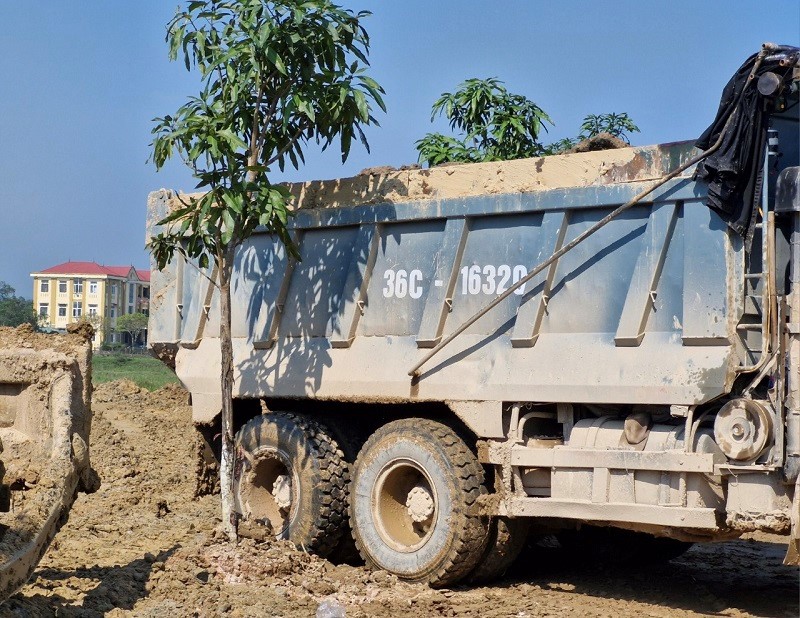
[110,307,116,318]
[88,304,98,316]
[58,304,67,317]
[111,283,117,297]
[58,280,67,294]
[89,280,98,294]
[40,280,49,294]
[38,304,49,318]
[73,279,83,295]
[72,301,82,318]
[128,285,135,304]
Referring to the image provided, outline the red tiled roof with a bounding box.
[37,261,109,276]
[34,261,150,282]
[103,266,135,278]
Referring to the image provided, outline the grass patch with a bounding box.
[92,353,180,391]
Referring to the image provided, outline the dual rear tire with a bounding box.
[234,413,521,586]
[349,418,490,587]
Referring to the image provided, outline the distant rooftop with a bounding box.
[32,261,150,282]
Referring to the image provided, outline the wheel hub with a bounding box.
[238,448,297,536]
[406,483,434,522]
[372,458,438,552]
[272,474,292,510]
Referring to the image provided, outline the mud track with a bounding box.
[5,380,798,617]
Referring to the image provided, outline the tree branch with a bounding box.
[256,77,297,157]
[247,79,265,181]
[264,123,308,167]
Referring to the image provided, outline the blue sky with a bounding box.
[1,1,798,296]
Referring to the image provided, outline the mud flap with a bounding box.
[784,477,800,565]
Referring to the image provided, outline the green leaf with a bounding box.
[221,191,244,214]
[218,129,248,150]
[265,47,287,75]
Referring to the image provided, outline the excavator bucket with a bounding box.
[0,324,97,600]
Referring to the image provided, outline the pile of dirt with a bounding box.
[0,323,92,356]
[92,380,188,407]
[567,132,629,153]
[5,380,798,617]
[0,324,95,600]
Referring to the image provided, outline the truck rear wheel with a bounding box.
[324,420,368,565]
[467,516,530,583]
[233,412,347,557]
[349,418,489,587]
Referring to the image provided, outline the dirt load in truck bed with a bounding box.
[5,379,796,617]
[157,140,691,217]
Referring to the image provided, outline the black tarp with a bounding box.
[695,45,799,238]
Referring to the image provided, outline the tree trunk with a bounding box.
[218,250,237,541]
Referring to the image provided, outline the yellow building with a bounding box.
[30,261,150,347]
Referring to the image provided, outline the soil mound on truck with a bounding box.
[567,132,629,153]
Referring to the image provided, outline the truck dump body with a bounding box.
[148,46,800,585]
[150,143,745,418]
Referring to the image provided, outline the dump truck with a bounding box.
[0,324,97,599]
[148,44,800,586]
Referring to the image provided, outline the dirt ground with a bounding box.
[3,380,798,617]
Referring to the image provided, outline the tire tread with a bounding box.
[234,412,348,557]
[350,418,488,587]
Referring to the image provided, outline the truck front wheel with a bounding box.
[350,418,489,587]
[233,412,347,557]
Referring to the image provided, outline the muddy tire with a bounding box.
[467,517,530,584]
[324,420,367,565]
[233,412,347,557]
[350,418,489,587]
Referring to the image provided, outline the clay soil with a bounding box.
[4,380,798,617]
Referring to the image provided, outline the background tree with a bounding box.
[416,79,641,165]
[416,78,552,166]
[0,282,36,328]
[578,112,640,143]
[543,112,640,154]
[148,0,384,539]
[542,137,579,155]
[115,313,149,346]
